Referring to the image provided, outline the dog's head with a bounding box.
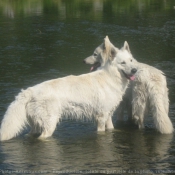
[83,38,117,71]
[83,43,104,72]
[84,36,137,80]
[113,40,137,80]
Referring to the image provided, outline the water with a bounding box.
[0,0,175,174]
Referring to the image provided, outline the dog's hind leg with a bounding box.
[132,89,147,129]
[28,117,41,135]
[133,112,145,129]
[38,115,58,139]
[29,125,40,136]
[27,100,60,139]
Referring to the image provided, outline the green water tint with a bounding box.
[0,0,175,173]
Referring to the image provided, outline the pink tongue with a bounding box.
[90,66,94,72]
[129,75,135,81]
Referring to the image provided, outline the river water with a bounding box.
[0,0,175,174]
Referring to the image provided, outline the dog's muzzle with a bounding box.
[131,68,137,74]
[122,68,137,81]
[90,62,101,72]
[83,58,101,72]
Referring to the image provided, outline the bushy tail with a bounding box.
[0,89,31,141]
[153,109,174,134]
[149,91,174,134]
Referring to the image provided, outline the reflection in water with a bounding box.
[0,122,174,171]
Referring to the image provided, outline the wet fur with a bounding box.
[0,36,137,141]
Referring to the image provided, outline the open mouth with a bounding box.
[90,62,101,72]
[122,70,135,81]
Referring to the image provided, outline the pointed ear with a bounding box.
[110,47,117,60]
[105,35,110,43]
[103,36,117,61]
[123,41,131,53]
[103,35,110,50]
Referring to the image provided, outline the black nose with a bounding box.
[131,68,137,74]
[83,60,86,64]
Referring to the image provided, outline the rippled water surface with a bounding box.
[0,0,175,174]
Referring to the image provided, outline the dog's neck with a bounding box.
[98,63,129,92]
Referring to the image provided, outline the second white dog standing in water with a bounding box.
[0,36,137,141]
[84,40,174,134]
[131,63,173,134]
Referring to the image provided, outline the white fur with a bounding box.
[0,37,137,141]
[84,42,174,134]
[131,62,174,134]
[117,62,174,134]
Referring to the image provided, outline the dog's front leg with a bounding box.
[97,120,105,131]
[105,117,114,130]
[97,113,114,131]
[97,113,106,131]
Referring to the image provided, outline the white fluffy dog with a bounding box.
[0,36,137,141]
[132,63,174,134]
[84,41,174,134]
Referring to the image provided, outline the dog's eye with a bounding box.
[93,53,98,57]
[131,59,132,62]
[121,61,126,64]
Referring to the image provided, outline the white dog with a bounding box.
[84,41,174,134]
[0,36,137,141]
[132,63,173,134]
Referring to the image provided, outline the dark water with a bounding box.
[0,0,175,174]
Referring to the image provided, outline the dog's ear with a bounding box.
[103,36,117,61]
[103,36,110,50]
[110,47,117,60]
[123,41,131,53]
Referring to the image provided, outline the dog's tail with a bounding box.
[0,89,31,141]
[149,89,174,134]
